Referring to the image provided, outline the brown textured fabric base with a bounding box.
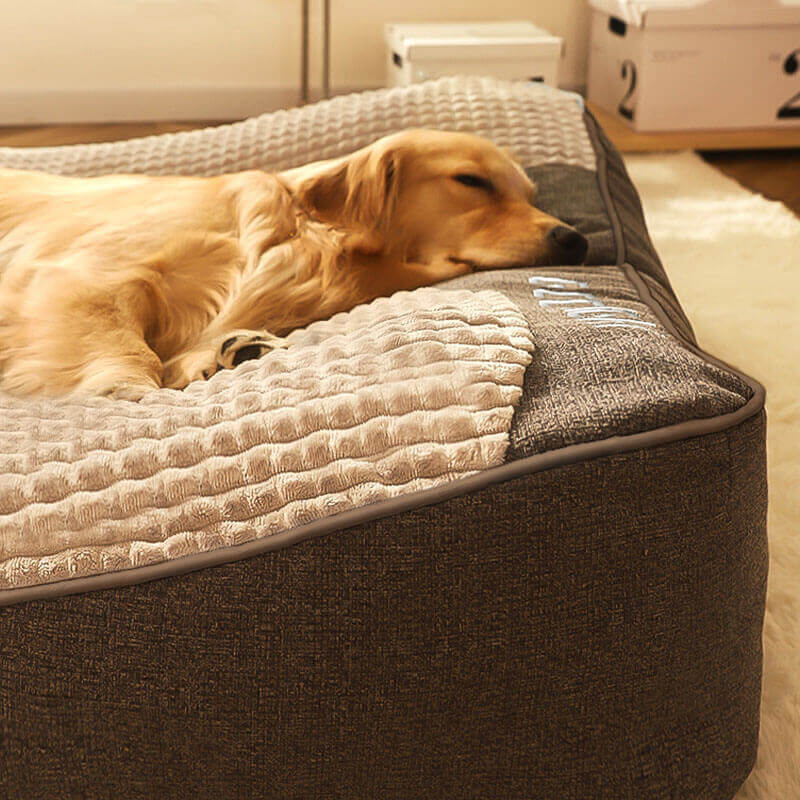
[0,412,767,800]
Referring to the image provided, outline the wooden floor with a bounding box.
[1,120,799,217]
[700,149,800,217]
[0,121,215,148]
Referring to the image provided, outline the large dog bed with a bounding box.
[0,78,767,799]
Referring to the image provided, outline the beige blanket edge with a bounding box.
[0,287,534,591]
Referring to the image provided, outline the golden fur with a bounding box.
[0,128,583,398]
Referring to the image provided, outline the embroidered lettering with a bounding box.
[528,275,659,334]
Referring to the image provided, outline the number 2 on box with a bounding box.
[777,49,800,119]
[618,60,637,121]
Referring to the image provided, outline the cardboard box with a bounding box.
[587,0,800,131]
[385,21,563,88]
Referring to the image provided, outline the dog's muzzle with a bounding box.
[548,225,589,265]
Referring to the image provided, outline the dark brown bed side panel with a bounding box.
[0,411,767,800]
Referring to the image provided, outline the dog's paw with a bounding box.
[162,349,216,389]
[214,331,288,372]
[100,382,158,402]
[161,331,287,389]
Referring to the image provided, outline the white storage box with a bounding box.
[385,21,563,88]
[587,0,800,131]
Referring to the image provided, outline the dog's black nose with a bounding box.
[548,225,588,265]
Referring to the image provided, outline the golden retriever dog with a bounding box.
[0,128,587,399]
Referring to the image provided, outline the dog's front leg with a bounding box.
[162,259,301,388]
[0,283,163,400]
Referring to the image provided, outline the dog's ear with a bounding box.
[295,146,399,232]
[344,147,399,231]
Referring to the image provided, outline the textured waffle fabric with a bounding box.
[0,289,533,591]
[0,77,596,177]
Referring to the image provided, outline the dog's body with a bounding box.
[0,129,587,398]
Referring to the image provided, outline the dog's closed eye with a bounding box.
[453,174,494,192]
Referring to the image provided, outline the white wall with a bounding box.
[0,0,590,123]
[1,0,303,122]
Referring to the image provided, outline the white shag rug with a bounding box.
[624,151,800,799]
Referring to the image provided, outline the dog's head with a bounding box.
[282,128,587,268]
